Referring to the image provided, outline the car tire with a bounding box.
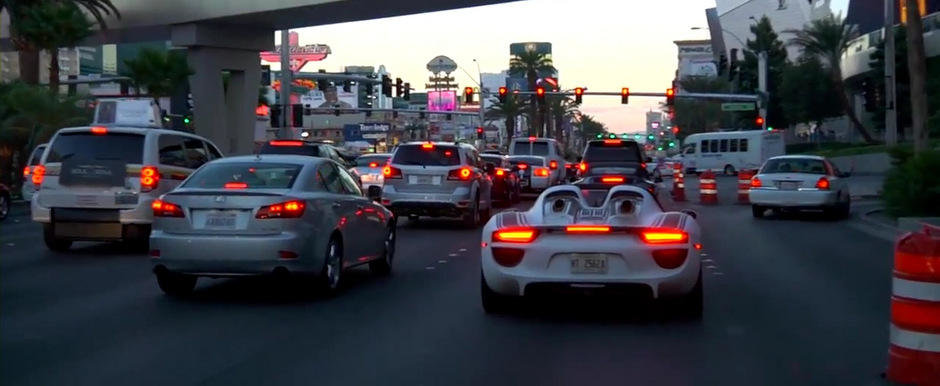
[481,272,513,314]
[43,223,72,251]
[724,165,736,176]
[751,205,764,218]
[369,225,395,276]
[155,271,197,297]
[317,237,344,296]
[0,193,9,221]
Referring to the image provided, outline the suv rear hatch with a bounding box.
[582,140,646,178]
[388,144,465,193]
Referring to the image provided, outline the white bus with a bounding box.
[678,130,784,175]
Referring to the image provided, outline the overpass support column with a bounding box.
[172,24,272,155]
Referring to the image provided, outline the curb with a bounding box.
[858,207,901,232]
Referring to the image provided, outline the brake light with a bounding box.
[751,177,762,188]
[224,182,248,189]
[518,163,528,170]
[32,164,46,186]
[448,167,473,180]
[421,142,434,149]
[641,162,647,169]
[90,126,108,135]
[368,162,379,168]
[256,200,306,219]
[23,166,30,178]
[151,200,184,217]
[528,136,536,141]
[493,228,538,243]
[269,140,303,146]
[640,228,689,244]
[652,249,688,269]
[495,169,505,176]
[601,176,624,183]
[578,162,587,172]
[549,160,558,170]
[383,165,402,179]
[140,166,159,192]
[491,247,525,267]
[566,225,611,233]
[534,168,549,177]
[603,139,621,145]
[815,177,830,190]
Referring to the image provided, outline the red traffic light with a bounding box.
[464,87,473,94]
[464,87,474,103]
[666,88,675,97]
[621,87,630,104]
[671,126,679,134]
[755,116,765,125]
[498,86,508,96]
[621,87,630,96]
[574,87,584,96]
[536,87,545,96]
[476,127,484,133]
[665,87,675,106]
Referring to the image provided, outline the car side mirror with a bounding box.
[680,209,698,219]
[367,185,382,202]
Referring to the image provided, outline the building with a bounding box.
[715,0,832,61]
[674,39,717,86]
[480,71,507,110]
[1,48,80,84]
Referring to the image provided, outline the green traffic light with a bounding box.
[184,117,191,124]
[596,133,603,139]
[767,126,773,131]
[657,146,663,151]
[609,133,616,139]
[634,134,641,139]
[647,135,654,140]
[668,142,675,147]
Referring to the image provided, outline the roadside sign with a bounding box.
[721,102,756,112]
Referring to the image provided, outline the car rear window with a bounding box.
[583,142,641,162]
[46,132,144,164]
[29,146,46,165]
[356,155,389,166]
[511,141,550,156]
[183,163,303,189]
[532,142,549,156]
[392,145,460,166]
[259,143,321,157]
[509,157,544,166]
[481,155,504,165]
[761,158,828,174]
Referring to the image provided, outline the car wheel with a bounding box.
[369,225,395,276]
[481,272,513,314]
[463,197,480,228]
[43,223,72,251]
[0,194,9,221]
[724,165,736,176]
[751,205,764,218]
[318,237,344,295]
[155,271,197,297]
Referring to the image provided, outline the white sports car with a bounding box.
[480,184,703,315]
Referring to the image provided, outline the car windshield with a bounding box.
[46,132,144,164]
[584,142,641,162]
[183,162,302,189]
[392,145,460,166]
[761,158,828,174]
[259,143,321,157]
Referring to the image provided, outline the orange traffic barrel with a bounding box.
[699,169,718,205]
[737,169,755,204]
[671,162,685,202]
[887,224,940,385]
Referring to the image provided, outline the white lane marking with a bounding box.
[5,243,14,247]
[712,272,725,275]
[425,266,436,270]
[438,260,448,264]
[458,248,467,252]
[702,258,714,263]
[448,253,458,257]
[704,265,719,270]
[700,252,709,257]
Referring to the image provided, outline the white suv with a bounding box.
[509,137,565,186]
[31,125,223,251]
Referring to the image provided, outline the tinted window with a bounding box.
[259,143,321,157]
[511,141,528,155]
[318,163,344,193]
[206,142,222,160]
[158,135,188,167]
[740,138,749,152]
[183,162,302,189]
[183,138,209,168]
[761,158,828,174]
[29,146,46,165]
[701,141,709,153]
[47,132,144,164]
[709,140,718,153]
[337,166,362,196]
[719,139,728,152]
[392,145,460,166]
[508,157,544,166]
[481,155,504,165]
[729,139,738,152]
[532,142,549,156]
[583,142,642,162]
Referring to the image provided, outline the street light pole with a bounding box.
[278,29,292,139]
[884,0,898,145]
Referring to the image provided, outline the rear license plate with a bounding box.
[114,192,138,205]
[779,181,799,190]
[205,212,237,229]
[570,254,608,274]
[408,175,440,185]
[520,179,529,187]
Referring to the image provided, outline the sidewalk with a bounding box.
[844,174,884,199]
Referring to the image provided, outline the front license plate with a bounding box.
[205,213,237,229]
[570,254,608,274]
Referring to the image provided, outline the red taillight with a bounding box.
[256,200,306,219]
[151,199,184,217]
[369,162,379,168]
[140,166,159,192]
[32,165,45,186]
[566,225,611,233]
[640,228,689,244]
[549,160,558,170]
[601,176,624,183]
[224,182,248,189]
[528,136,536,141]
[750,177,762,188]
[534,167,550,177]
[603,139,622,145]
[640,162,647,169]
[448,167,473,180]
[149,249,161,257]
[269,140,304,146]
[90,126,107,135]
[22,166,30,178]
[578,162,588,172]
[518,163,528,170]
[492,228,538,243]
[652,249,689,269]
[421,142,434,149]
[815,177,830,190]
[383,165,402,179]
[495,169,505,176]
[491,247,525,267]
[278,250,299,259]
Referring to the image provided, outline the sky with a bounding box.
[273,0,849,134]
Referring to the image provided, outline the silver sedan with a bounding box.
[749,155,851,219]
[150,155,396,296]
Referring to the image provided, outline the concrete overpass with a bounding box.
[3,0,518,154]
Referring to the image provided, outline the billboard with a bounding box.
[300,85,358,109]
[508,42,556,90]
[427,90,457,112]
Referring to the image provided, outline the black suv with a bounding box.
[258,140,352,168]
[578,139,657,188]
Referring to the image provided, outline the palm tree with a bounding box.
[786,14,876,144]
[546,95,578,142]
[486,94,526,143]
[12,2,93,91]
[509,51,556,136]
[123,48,194,102]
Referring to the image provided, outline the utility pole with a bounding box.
[884,0,898,145]
[757,51,768,131]
[278,29,293,139]
[473,59,486,150]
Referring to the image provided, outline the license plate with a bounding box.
[408,175,439,185]
[114,192,138,205]
[520,179,529,186]
[205,212,237,229]
[570,254,608,274]
[779,181,800,190]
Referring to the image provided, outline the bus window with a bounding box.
[740,138,748,152]
[719,139,728,152]
[730,139,738,152]
[701,140,709,153]
[709,140,718,153]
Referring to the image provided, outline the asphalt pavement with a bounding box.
[0,178,895,385]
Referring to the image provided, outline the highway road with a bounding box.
[1,177,894,385]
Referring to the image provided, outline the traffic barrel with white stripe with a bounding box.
[671,162,685,202]
[737,169,755,204]
[699,170,717,205]
[887,224,940,385]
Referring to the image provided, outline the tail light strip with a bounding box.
[490,226,689,245]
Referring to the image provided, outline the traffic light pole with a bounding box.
[278,29,292,139]
[884,0,898,145]
[505,90,759,101]
[757,51,768,131]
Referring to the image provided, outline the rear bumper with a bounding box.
[381,185,472,217]
[150,230,323,276]
[522,176,550,191]
[31,194,154,225]
[749,188,839,208]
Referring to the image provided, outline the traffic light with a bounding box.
[536,86,546,103]
[647,134,654,140]
[381,75,392,97]
[464,87,474,104]
[621,87,629,104]
[665,88,675,106]
[183,116,191,125]
[476,126,484,139]
[498,86,508,103]
[755,116,765,128]
[395,78,403,97]
[728,48,739,81]
[403,82,410,100]
[668,141,675,148]
[292,104,303,127]
[574,87,584,104]
[671,126,679,135]
[596,133,603,139]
